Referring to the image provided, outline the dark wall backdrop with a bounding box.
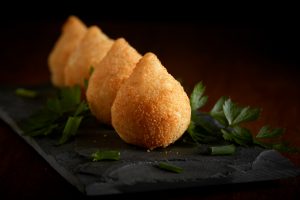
[0,1,299,85]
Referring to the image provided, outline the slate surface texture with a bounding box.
[0,86,299,196]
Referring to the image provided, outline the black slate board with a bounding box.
[1,86,300,195]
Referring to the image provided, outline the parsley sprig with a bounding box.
[22,86,89,144]
[188,82,296,153]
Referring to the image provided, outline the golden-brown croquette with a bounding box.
[64,26,114,87]
[87,38,142,124]
[48,16,87,87]
[111,52,191,149]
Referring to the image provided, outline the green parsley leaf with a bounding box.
[188,112,223,144]
[232,107,260,125]
[221,129,234,142]
[223,99,260,126]
[210,96,228,126]
[190,82,208,111]
[91,150,120,161]
[187,120,197,141]
[191,111,221,134]
[22,109,58,134]
[60,86,81,111]
[23,86,90,144]
[211,96,227,114]
[231,126,253,146]
[223,99,241,126]
[271,143,299,153]
[256,125,284,139]
[26,124,59,137]
[15,88,38,98]
[221,127,252,146]
[157,162,183,173]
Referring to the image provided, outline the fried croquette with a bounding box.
[64,26,114,87]
[87,38,142,124]
[48,16,87,87]
[111,53,191,149]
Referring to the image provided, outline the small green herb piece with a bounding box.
[91,150,120,161]
[232,106,260,125]
[223,99,241,126]
[157,162,183,173]
[223,99,260,126]
[210,96,228,126]
[271,143,299,152]
[187,122,198,143]
[190,82,208,111]
[211,96,227,114]
[221,125,254,147]
[59,116,83,145]
[15,88,38,98]
[188,113,223,144]
[197,144,236,155]
[210,144,236,155]
[256,125,284,139]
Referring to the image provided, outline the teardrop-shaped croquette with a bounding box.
[64,26,114,87]
[87,38,142,124]
[48,16,87,87]
[111,53,191,149]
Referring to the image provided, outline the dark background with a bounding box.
[0,1,300,199]
[0,0,300,72]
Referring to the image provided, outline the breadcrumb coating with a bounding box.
[64,26,114,87]
[87,38,142,124]
[111,53,191,149]
[48,16,87,87]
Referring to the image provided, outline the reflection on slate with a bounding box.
[0,86,299,195]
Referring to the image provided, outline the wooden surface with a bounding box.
[0,19,300,199]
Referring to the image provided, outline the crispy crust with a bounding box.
[111,53,191,149]
[64,26,114,87]
[48,16,87,87]
[86,38,142,124]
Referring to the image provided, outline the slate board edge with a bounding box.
[0,108,86,194]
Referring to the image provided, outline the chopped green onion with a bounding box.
[210,144,236,155]
[15,88,38,98]
[91,150,120,161]
[157,162,183,173]
[59,116,83,144]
